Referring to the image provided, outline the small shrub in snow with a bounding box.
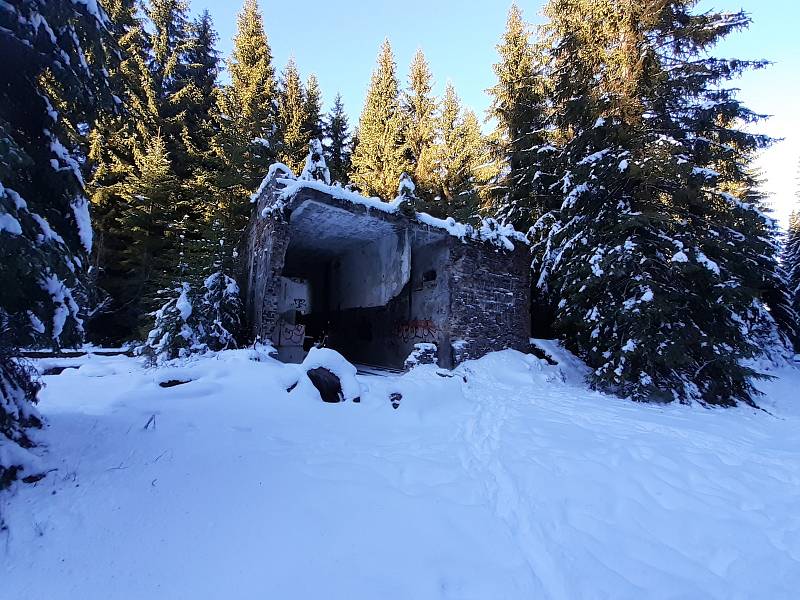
[139,272,244,365]
[197,272,242,351]
[395,172,418,217]
[0,341,42,490]
[138,283,200,365]
[299,139,330,185]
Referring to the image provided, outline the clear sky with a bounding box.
[193,0,799,229]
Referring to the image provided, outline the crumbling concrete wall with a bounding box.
[330,228,410,311]
[398,238,452,366]
[244,185,291,343]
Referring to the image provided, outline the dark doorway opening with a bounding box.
[278,199,450,368]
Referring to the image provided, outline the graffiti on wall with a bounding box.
[272,320,305,347]
[281,323,305,346]
[392,318,439,343]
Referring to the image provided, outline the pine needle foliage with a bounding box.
[531,0,793,405]
[350,40,409,200]
[401,50,438,201]
[486,4,553,231]
[324,94,352,185]
[277,58,310,174]
[1,0,113,486]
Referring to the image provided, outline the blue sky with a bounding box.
[194,0,799,228]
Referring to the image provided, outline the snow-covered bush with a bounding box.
[299,139,330,184]
[397,172,417,200]
[138,283,200,365]
[197,272,242,351]
[0,339,42,490]
[139,272,244,365]
[475,217,520,252]
[395,172,418,217]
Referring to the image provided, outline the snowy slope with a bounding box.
[2,348,799,599]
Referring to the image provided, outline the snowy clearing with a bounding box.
[2,348,800,599]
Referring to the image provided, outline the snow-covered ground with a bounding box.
[2,347,799,599]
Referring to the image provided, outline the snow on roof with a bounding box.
[255,165,528,250]
[250,163,296,204]
[279,177,401,214]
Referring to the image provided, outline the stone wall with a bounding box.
[446,240,531,364]
[243,184,291,343]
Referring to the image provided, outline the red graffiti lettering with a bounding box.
[392,319,439,343]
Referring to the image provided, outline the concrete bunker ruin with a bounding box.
[243,166,532,369]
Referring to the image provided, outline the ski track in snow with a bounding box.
[1,349,800,599]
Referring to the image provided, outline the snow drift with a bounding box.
[1,347,799,599]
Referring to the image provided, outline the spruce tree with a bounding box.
[212,0,278,284]
[135,0,197,306]
[145,0,192,154]
[303,74,324,141]
[227,0,277,142]
[139,282,198,365]
[192,209,242,352]
[141,272,242,362]
[121,135,179,330]
[277,58,309,173]
[95,0,224,331]
[487,3,552,231]
[218,0,278,190]
[182,11,220,164]
[350,40,408,200]
[783,166,800,348]
[87,0,155,340]
[533,0,790,406]
[145,0,202,191]
[786,212,800,329]
[402,49,437,200]
[729,168,798,353]
[197,272,242,351]
[1,0,112,486]
[324,93,352,185]
[429,83,485,221]
[177,11,224,287]
[146,1,188,88]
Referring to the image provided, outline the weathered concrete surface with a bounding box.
[243,175,532,369]
[243,201,289,344]
[288,200,411,310]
